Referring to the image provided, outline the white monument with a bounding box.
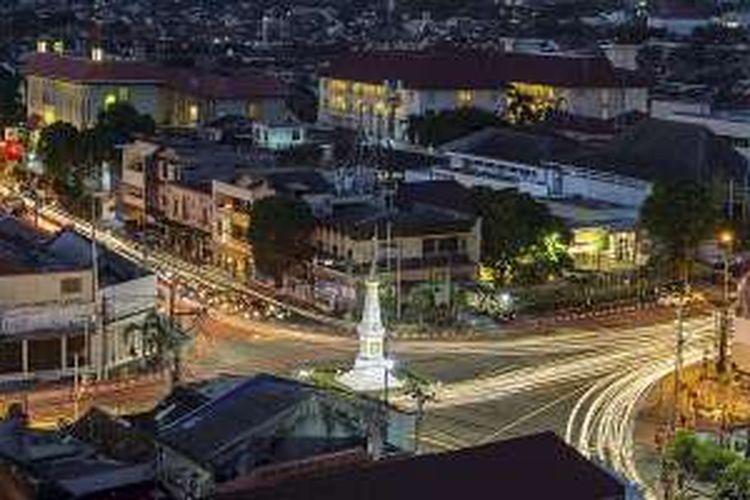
[338,255,401,392]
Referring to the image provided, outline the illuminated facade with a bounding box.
[318,51,649,141]
[23,53,288,130]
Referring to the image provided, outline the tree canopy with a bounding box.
[0,69,24,127]
[407,108,503,147]
[640,180,718,282]
[247,195,316,286]
[471,187,571,286]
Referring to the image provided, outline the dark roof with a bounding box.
[0,216,82,275]
[442,127,583,165]
[244,432,625,500]
[264,169,334,196]
[323,51,649,89]
[580,118,748,183]
[157,374,312,465]
[321,202,477,240]
[396,180,476,216]
[45,229,151,286]
[23,52,164,83]
[170,68,287,99]
[23,53,287,99]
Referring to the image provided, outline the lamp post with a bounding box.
[717,229,734,374]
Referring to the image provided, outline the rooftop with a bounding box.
[23,52,287,99]
[243,431,625,500]
[322,50,649,89]
[321,201,477,240]
[156,374,315,465]
[0,217,81,276]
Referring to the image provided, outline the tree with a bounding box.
[0,69,24,127]
[96,101,155,144]
[247,195,315,287]
[407,108,503,147]
[640,181,718,284]
[471,187,571,286]
[124,310,186,384]
[717,460,750,499]
[38,121,80,193]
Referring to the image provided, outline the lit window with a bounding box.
[91,47,103,62]
[189,104,199,123]
[104,93,117,108]
[458,90,474,106]
[43,106,56,124]
[52,40,64,54]
[36,40,48,53]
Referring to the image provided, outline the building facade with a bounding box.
[318,51,649,142]
[0,219,156,382]
[23,52,288,129]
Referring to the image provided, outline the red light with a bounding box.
[2,139,23,161]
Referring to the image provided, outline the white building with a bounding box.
[318,51,649,142]
[0,218,156,383]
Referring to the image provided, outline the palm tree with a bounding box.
[124,310,186,384]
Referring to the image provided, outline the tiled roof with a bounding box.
[243,432,626,500]
[322,51,649,89]
[23,53,287,99]
[157,374,312,464]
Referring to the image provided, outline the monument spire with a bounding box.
[337,221,401,392]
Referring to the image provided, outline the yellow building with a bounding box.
[23,52,288,129]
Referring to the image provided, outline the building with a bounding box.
[417,127,650,271]
[23,52,288,129]
[0,217,156,382]
[0,407,154,499]
[142,374,415,500]
[120,136,257,261]
[318,51,649,141]
[233,431,627,500]
[313,181,482,306]
[212,168,333,278]
[252,113,307,151]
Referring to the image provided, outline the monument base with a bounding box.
[338,359,402,393]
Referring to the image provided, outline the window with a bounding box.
[422,238,437,256]
[438,237,458,254]
[188,104,199,123]
[292,129,301,142]
[457,90,474,106]
[60,277,82,295]
[118,87,130,101]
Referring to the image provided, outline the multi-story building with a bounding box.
[409,127,653,271]
[23,52,288,129]
[0,217,155,382]
[120,136,257,261]
[318,51,649,142]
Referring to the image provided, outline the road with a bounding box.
[2,189,718,497]
[181,306,716,499]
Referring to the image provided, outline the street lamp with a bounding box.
[717,229,735,374]
[718,230,734,303]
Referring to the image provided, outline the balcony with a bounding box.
[0,302,95,336]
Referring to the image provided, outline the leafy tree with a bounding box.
[407,108,503,147]
[124,310,186,384]
[247,195,315,287]
[471,187,571,286]
[96,101,155,145]
[0,69,24,127]
[717,459,750,499]
[38,121,80,193]
[640,181,718,284]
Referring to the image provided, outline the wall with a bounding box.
[0,269,93,307]
[162,184,213,233]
